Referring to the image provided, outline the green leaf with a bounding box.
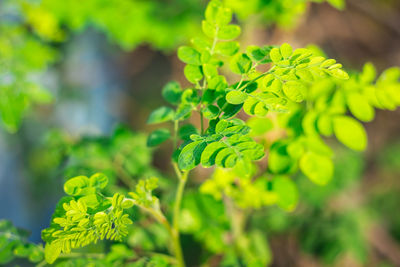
[317,113,333,136]
[191,37,211,51]
[14,244,32,257]
[184,65,203,84]
[269,48,282,63]
[208,75,228,91]
[202,89,219,104]
[302,111,318,136]
[217,25,241,40]
[205,0,232,26]
[296,69,314,82]
[205,0,222,23]
[200,142,226,168]
[347,92,375,122]
[89,173,108,189]
[268,142,294,174]
[263,75,281,92]
[202,135,264,169]
[175,104,193,121]
[28,247,43,262]
[280,43,293,59]
[162,81,182,105]
[202,20,216,38]
[147,128,171,147]
[178,141,207,171]
[215,119,250,136]
[147,106,175,124]
[44,243,61,264]
[360,63,376,84]
[226,91,248,104]
[273,176,298,211]
[321,59,336,68]
[203,64,218,79]
[246,45,270,64]
[179,124,198,140]
[64,176,90,196]
[333,116,367,151]
[203,105,220,119]
[121,199,134,209]
[328,68,349,80]
[215,41,239,56]
[0,242,14,264]
[243,96,263,116]
[177,46,201,65]
[300,151,333,185]
[215,7,232,25]
[80,194,101,208]
[230,53,252,74]
[282,81,306,102]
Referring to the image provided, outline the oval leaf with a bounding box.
[333,116,367,151]
[226,91,248,105]
[300,152,333,185]
[147,128,171,147]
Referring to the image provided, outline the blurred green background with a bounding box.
[0,0,400,266]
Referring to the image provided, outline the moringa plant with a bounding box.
[0,0,343,134]
[1,0,400,266]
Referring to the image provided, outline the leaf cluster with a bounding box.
[148,0,350,206]
[42,173,134,264]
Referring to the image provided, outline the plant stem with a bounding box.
[139,205,173,235]
[224,196,246,255]
[173,120,179,149]
[135,201,186,266]
[173,171,188,230]
[235,75,245,90]
[171,170,188,267]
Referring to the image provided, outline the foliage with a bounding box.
[0,23,56,133]
[0,220,44,264]
[1,0,400,266]
[42,174,134,264]
[0,0,344,133]
[34,0,399,265]
[29,126,159,187]
[18,0,345,49]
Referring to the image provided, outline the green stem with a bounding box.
[139,205,173,236]
[236,71,269,91]
[171,171,188,267]
[135,201,185,266]
[235,75,245,90]
[173,171,188,230]
[210,28,219,54]
[224,196,246,255]
[173,120,179,149]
